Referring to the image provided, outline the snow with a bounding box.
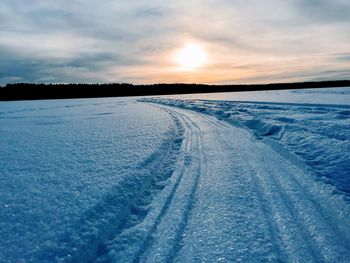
[148,88,350,196]
[166,87,350,105]
[0,98,181,262]
[1,89,350,262]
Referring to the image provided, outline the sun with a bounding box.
[174,43,207,71]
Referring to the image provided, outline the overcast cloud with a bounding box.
[0,0,349,84]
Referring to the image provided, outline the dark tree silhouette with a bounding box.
[0,80,349,101]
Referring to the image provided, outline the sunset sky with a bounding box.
[1,0,350,85]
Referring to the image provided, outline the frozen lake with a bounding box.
[1,88,349,262]
[166,87,350,105]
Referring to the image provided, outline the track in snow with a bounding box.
[97,103,350,262]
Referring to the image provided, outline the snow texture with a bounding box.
[145,95,350,198]
[167,87,350,105]
[0,98,182,262]
[1,92,350,262]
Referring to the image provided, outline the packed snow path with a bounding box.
[96,103,350,263]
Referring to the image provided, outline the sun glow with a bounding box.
[174,43,207,71]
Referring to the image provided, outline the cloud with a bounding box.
[296,0,350,23]
[0,0,349,84]
[335,54,350,61]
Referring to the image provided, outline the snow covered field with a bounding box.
[1,88,350,262]
[167,87,350,105]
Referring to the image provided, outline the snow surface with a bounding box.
[146,97,350,198]
[166,87,350,105]
[1,91,350,262]
[0,98,182,262]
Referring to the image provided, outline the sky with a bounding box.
[0,0,350,85]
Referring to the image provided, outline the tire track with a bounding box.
[232,126,350,262]
[36,111,185,263]
[246,158,322,262]
[193,115,286,262]
[93,105,207,263]
[145,100,350,262]
[254,157,350,261]
[127,105,207,263]
[129,109,193,262]
[162,108,207,263]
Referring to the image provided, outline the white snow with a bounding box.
[146,95,350,198]
[166,87,350,105]
[1,89,350,262]
[0,98,182,262]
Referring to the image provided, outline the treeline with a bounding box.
[0,80,349,101]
